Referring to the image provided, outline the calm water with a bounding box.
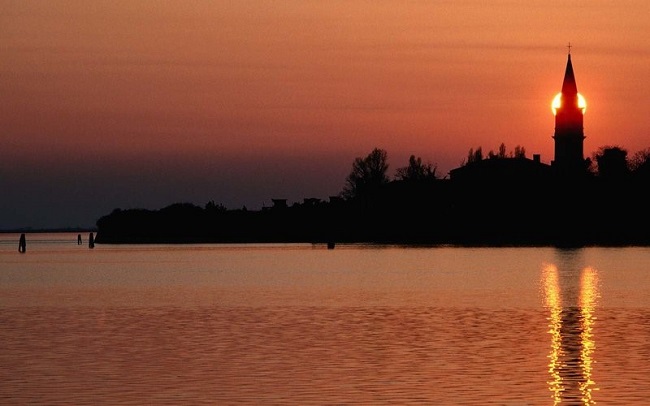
[2,233,650,405]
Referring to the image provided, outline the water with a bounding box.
[2,233,650,404]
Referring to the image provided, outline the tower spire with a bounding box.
[552,50,585,176]
[561,52,578,96]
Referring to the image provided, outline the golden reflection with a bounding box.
[543,264,563,404]
[579,267,599,404]
[542,259,599,405]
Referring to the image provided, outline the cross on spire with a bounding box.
[567,42,572,55]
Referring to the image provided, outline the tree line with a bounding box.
[341,143,650,199]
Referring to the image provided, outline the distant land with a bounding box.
[93,144,650,248]
[0,227,97,234]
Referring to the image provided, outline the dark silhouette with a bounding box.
[395,155,438,181]
[77,234,82,245]
[18,233,26,253]
[92,52,650,247]
[552,52,588,177]
[630,148,650,177]
[89,232,95,249]
[593,146,629,180]
[93,147,650,246]
[341,148,390,200]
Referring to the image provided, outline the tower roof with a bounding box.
[561,54,578,95]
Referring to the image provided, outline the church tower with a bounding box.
[552,51,586,175]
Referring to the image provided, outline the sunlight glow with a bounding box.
[552,92,587,115]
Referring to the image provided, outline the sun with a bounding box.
[552,92,587,115]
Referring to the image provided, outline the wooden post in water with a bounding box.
[77,234,82,245]
[89,232,95,249]
[18,233,26,253]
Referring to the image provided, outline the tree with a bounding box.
[205,200,227,212]
[341,148,390,199]
[466,147,483,165]
[630,148,650,174]
[627,148,650,183]
[513,145,526,158]
[594,146,629,179]
[498,143,507,158]
[487,143,526,159]
[395,155,438,181]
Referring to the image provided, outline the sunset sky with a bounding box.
[2,1,650,229]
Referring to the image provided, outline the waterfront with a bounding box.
[2,233,650,404]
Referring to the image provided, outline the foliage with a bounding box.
[466,147,483,165]
[205,200,227,212]
[593,146,629,179]
[395,155,438,181]
[341,148,390,199]
[513,145,526,158]
[470,143,530,164]
[629,148,650,173]
[487,143,526,159]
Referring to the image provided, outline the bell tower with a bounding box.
[552,48,587,175]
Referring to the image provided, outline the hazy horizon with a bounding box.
[2,1,650,229]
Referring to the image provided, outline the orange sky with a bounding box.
[2,1,650,228]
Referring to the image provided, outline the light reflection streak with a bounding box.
[543,264,563,404]
[542,259,599,405]
[579,267,599,404]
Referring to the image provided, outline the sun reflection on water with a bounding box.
[580,267,599,404]
[543,264,563,404]
[543,262,599,405]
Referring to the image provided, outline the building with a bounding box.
[551,51,588,175]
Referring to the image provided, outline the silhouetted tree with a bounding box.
[594,146,629,179]
[630,148,650,177]
[498,143,507,158]
[585,157,596,175]
[205,200,227,212]
[395,155,438,181]
[513,145,526,158]
[627,148,650,185]
[487,143,527,159]
[466,147,483,165]
[341,148,390,199]
[486,144,506,159]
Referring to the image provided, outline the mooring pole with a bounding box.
[18,233,26,253]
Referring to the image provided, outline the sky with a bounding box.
[2,0,650,229]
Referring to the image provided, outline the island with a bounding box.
[95,54,650,247]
